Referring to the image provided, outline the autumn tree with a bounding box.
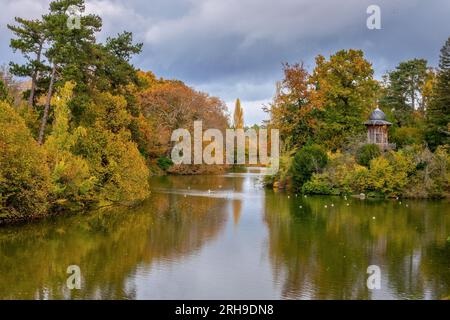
[0,80,9,103]
[0,101,50,218]
[137,79,228,159]
[45,82,96,207]
[426,36,450,149]
[267,62,313,150]
[309,49,379,150]
[233,98,244,129]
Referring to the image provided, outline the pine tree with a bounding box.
[426,37,450,149]
[38,0,102,144]
[380,59,428,126]
[233,98,244,129]
[8,17,47,106]
[9,0,143,146]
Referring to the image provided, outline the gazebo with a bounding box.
[364,107,395,151]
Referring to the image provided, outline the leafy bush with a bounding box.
[365,151,415,196]
[302,173,332,194]
[297,147,443,198]
[301,151,367,195]
[74,124,150,204]
[264,152,294,189]
[356,144,381,167]
[390,127,424,148]
[157,156,174,170]
[45,83,97,208]
[290,145,328,190]
[401,145,449,198]
[0,101,51,219]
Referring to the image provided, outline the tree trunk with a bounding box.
[38,63,56,145]
[28,41,43,107]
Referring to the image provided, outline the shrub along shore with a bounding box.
[263,41,449,199]
[1,1,449,225]
[0,0,229,225]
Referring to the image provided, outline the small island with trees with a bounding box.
[264,47,449,200]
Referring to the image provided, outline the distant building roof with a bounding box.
[364,107,392,126]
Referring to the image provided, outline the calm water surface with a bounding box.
[0,168,449,299]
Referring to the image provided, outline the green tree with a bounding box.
[380,59,428,126]
[426,37,450,149]
[38,0,102,144]
[356,144,381,167]
[309,49,379,150]
[9,0,143,145]
[8,17,47,106]
[102,31,143,91]
[45,82,96,208]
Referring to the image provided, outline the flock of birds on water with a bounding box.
[155,183,410,222]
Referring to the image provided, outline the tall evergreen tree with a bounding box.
[380,59,428,126]
[8,18,47,106]
[233,98,244,129]
[426,37,450,149]
[38,0,102,144]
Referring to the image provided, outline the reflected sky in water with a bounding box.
[0,168,448,299]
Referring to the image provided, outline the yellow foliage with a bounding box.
[0,101,51,219]
[45,82,97,207]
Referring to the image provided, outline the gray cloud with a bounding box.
[1,0,449,124]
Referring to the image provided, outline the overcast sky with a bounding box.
[1,0,449,124]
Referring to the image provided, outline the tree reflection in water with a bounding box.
[264,194,450,299]
[0,185,228,299]
[0,171,448,300]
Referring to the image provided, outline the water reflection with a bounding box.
[264,193,450,299]
[0,186,229,299]
[0,169,448,299]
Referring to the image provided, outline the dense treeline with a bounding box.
[266,42,449,198]
[0,0,228,222]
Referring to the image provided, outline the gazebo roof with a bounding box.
[364,107,392,126]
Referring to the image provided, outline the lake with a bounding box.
[0,168,448,299]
